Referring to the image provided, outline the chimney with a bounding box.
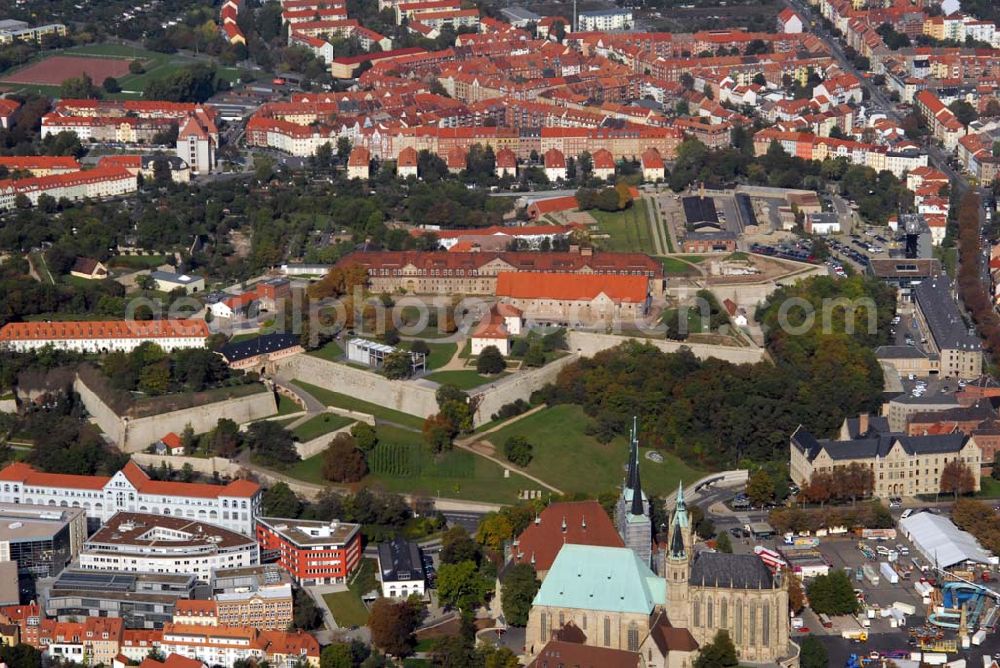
[858,413,869,435]
[470,243,481,253]
[561,516,567,533]
[580,247,593,256]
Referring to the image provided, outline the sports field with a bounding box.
[2,55,131,85]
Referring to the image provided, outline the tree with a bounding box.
[441,526,480,565]
[500,563,539,626]
[368,598,420,657]
[102,77,121,94]
[694,630,738,668]
[806,570,860,616]
[152,157,172,186]
[949,99,979,127]
[437,560,490,612]
[382,350,413,379]
[292,587,323,630]
[322,433,368,483]
[788,574,805,614]
[351,422,379,451]
[745,469,775,507]
[502,435,533,467]
[715,531,733,553]
[940,459,976,498]
[476,346,506,375]
[60,73,101,99]
[799,636,828,668]
[476,512,514,550]
[410,339,430,356]
[244,421,299,467]
[321,641,370,668]
[261,482,302,518]
[138,363,170,395]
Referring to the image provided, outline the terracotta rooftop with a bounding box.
[511,500,624,572]
[0,319,209,342]
[496,271,649,303]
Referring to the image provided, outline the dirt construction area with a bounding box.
[1,55,132,85]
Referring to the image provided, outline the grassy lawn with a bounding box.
[661,307,705,334]
[108,255,168,270]
[293,413,354,442]
[307,340,343,362]
[589,199,653,253]
[322,591,370,627]
[286,423,525,503]
[659,257,702,276]
[484,405,708,496]
[979,477,1000,498]
[404,341,456,370]
[425,370,508,390]
[277,395,302,415]
[292,381,425,430]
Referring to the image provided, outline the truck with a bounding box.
[972,629,987,646]
[863,564,880,586]
[855,566,864,582]
[841,629,868,642]
[880,561,899,584]
[892,601,916,615]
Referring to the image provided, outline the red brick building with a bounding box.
[256,517,362,586]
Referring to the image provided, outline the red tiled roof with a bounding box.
[174,600,217,615]
[140,655,204,668]
[528,640,641,668]
[161,432,183,449]
[338,250,663,276]
[495,147,517,168]
[543,148,565,167]
[0,99,21,117]
[528,195,578,215]
[497,272,648,302]
[397,146,418,167]
[0,319,209,342]
[348,146,371,167]
[641,147,664,168]
[0,156,79,170]
[592,148,615,169]
[511,501,624,572]
[0,461,259,498]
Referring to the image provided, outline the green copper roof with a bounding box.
[531,544,666,614]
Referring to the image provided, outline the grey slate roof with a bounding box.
[218,333,300,363]
[792,425,968,462]
[689,552,773,589]
[913,277,980,352]
[909,402,995,425]
[875,345,929,359]
[843,415,889,438]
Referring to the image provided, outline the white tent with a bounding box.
[899,512,995,570]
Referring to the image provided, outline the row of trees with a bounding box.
[954,191,1000,368]
[768,501,894,534]
[797,463,874,505]
[952,498,1000,556]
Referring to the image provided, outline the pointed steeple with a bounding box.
[673,481,689,528]
[629,417,644,516]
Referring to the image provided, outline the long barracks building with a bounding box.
[335,249,666,296]
[0,462,261,536]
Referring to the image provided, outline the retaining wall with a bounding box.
[566,331,768,365]
[75,376,279,452]
[131,453,242,477]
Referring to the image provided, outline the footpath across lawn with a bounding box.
[483,404,708,496]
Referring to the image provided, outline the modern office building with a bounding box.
[44,570,197,629]
[79,513,259,582]
[256,517,362,585]
[0,504,86,578]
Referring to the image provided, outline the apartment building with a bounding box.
[41,617,124,666]
[173,584,294,630]
[79,513,259,582]
[912,276,983,379]
[0,461,261,537]
[0,167,137,210]
[790,422,982,498]
[0,20,67,44]
[159,624,319,666]
[577,8,632,31]
[0,319,209,354]
[256,517,362,585]
[915,90,966,150]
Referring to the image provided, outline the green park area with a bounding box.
[292,381,424,430]
[589,199,652,253]
[482,404,707,496]
[292,413,354,442]
[660,256,703,276]
[322,558,377,627]
[424,369,507,390]
[287,423,526,504]
[65,43,243,95]
[307,340,343,362]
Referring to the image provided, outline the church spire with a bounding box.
[628,417,644,516]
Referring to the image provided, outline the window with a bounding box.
[721,598,728,628]
[735,602,743,644]
[604,617,611,647]
[693,599,701,627]
[707,599,714,628]
[749,604,757,645]
[627,623,639,652]
[540,613,548,641]
[762,602,770,646]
